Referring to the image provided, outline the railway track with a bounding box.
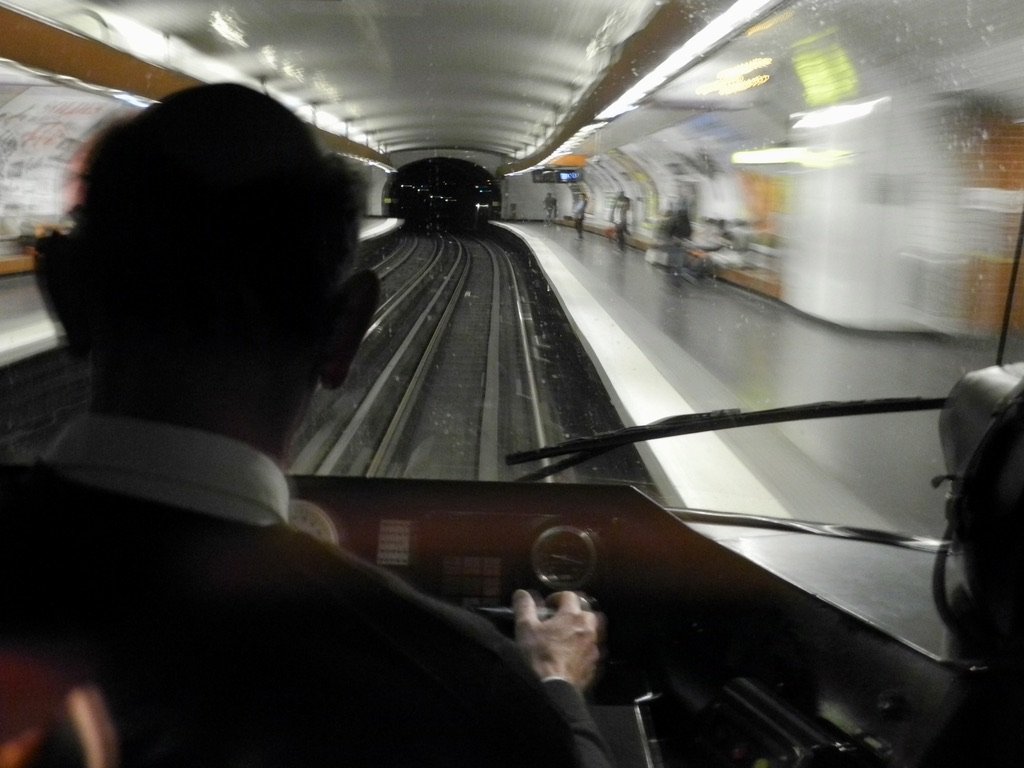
[290,226,652,488]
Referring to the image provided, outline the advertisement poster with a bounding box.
[0,85,130,231]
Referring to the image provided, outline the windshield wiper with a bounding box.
[667,506,948,553]
[506,397,946,478]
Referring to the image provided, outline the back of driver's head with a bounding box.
[76,83,363,347]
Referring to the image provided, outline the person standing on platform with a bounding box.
[543,191,557,225]
[573,192,588,239]
[2,83,613,768]
[669,200,692,242]
[613,192,631,251]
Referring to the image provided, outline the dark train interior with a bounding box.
[3,0,1024,765]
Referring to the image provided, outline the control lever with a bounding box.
[476,605,554,622]
[476,592,598,625]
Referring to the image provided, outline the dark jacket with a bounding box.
[0,464,610,768]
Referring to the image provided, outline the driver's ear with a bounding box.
[318,270,380,390]
[35,231,92,356]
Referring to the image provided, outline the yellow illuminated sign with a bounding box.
[792,31,859,108]
[696,58,773,97]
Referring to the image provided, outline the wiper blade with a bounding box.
[669,506,949,553]
[506,396,946,468]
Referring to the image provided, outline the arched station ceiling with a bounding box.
[5,0,1023,177]
[0,0,737,169]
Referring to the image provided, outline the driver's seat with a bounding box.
[939,362,1024,643]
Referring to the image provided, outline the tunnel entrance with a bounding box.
[386,157,500,231]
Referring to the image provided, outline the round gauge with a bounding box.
[531,526,597,590]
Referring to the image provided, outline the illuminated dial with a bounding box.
[531,526,597,590]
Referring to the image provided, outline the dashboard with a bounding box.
[292,475,1024,768]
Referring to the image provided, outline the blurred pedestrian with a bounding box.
[543,192,557,225]
[573,193,588,239]
[613,192,631,251]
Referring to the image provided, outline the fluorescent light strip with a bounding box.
[597,0,784,120]
[731,147,853,168]
[2,4,382,155]
[792,96,890,129]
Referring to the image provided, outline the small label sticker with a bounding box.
[377,519,412,566]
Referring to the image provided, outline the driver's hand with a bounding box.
[512,589,603,692]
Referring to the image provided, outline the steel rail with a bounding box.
[371,233,419,281]
[367,235,446,334]
[315,242,466,474]
[496,244,551,476]
[476,239,504,480]
[290,235,449,472]
[366,243,472,476]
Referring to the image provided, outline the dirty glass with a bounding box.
[0,0,1022,541]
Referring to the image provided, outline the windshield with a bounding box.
[0,0,1022,541]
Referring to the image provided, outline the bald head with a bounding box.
[37,83,377,456]
[71,83,364,346]
[122,83,323,188]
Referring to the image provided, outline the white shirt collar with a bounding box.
[45,414,290,526]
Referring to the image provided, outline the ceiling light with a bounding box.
[731,147,853,168]
[102,13,169,63]
[596,100,641,121]
[281,58,305,83]
[112,92,154,109]
[792,97,890,129]
[696,73,769,96]
[717,57,773,81]
[596,0,784,120]
[745,8,794,37]
[695,57,772,96]
[209,10,247,48]
[259,45,278,69]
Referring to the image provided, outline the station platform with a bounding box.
[497,221,993,534]
[0,216,992,533]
